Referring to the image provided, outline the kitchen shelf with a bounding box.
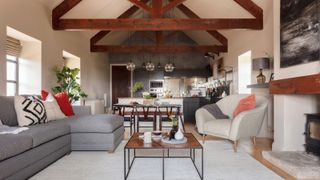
[247,83,269,89]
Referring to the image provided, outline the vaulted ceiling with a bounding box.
[38,0,264,54]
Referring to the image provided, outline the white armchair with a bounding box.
[196,94,268,152]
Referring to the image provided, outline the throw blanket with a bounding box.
[0,125,29,135]
[201,104,229,119]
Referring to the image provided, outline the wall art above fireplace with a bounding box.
[280,0,320,68]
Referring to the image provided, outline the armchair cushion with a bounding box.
[204,119,232,138]
[233,95,256,117]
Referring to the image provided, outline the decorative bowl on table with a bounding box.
[161,136,187,144]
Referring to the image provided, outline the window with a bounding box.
[238,51,252,94]
[6,27,42,95]
[6,55,19,96]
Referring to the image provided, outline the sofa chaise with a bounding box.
[0,96,124,180]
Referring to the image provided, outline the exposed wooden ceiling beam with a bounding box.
[175,3,228,46]
[151,0,163,18]
[91,44,227,53]
[155,31,163,44]
[55,18,263,31]
[91,31,110,45]
[52,0,82,27]
[162,0,186,14]
[128,0,152,13]
[164,31,179,40]
[90,0,150,46]
[142,32,156,43]
[234,0,263,19]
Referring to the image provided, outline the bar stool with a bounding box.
[135,106,157,133]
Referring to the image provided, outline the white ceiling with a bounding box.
[38,0,264,46]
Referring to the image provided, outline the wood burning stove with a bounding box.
[305,114,320,156]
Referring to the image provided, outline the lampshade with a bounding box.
[252,57,270,70]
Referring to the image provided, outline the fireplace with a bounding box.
[305,114,320,156]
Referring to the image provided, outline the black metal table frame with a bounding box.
[124,147,204,180]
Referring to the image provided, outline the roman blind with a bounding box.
[6,36,22,57]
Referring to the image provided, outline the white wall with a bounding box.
[221,0,274,92]
[19,40,42,95]
[272,0,320,151]
[0,0,109,101]
[220,0,274,138]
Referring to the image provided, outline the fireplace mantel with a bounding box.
[270,74,320,94]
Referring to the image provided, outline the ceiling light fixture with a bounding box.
[126,60,135,71]
[146,61,155,71]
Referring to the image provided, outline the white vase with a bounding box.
[174,129,184,141]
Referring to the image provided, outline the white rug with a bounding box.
[262,151,320,179]
[31,141,282,180]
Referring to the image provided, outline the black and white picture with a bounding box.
[280,0,320,68]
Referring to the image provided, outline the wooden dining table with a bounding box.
[112,103,184,133]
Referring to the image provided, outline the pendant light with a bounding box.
[146,61,155,71]
[126,60,136,71]
[126,31,135,71]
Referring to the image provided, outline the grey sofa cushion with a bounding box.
[0,96,18,126]
[69,114,124,133]
[19,121,70,147]
[0,134,33,161]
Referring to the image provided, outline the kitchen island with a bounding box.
[118,97,211,123]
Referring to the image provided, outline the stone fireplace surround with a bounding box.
[270,74,320,151]
[263,74,320,179]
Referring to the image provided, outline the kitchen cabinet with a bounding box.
[183,97,200,123]
[183,97,213,123]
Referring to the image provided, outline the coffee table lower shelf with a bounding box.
[124,148,204,180]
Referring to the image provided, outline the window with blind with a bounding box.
[6,36,22,96]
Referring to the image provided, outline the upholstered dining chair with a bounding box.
[196,94,268,152]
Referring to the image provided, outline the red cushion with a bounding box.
[54,92,74,116]
[233,95,256,117]
[41,90,49,100]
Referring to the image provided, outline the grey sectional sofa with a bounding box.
[0,96,124,180]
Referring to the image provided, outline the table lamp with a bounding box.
[252,57,270,84]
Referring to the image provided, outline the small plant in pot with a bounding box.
[132,81,144,93]
[52,66,88,103]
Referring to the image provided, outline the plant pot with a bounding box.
[143,99,154,105]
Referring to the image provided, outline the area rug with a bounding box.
[262,151,320,179]
[31,141,282,180]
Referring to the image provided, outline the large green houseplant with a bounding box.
[52,66,88,103]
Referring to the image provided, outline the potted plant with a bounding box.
[132,81,144,93]
[142,92,154,105]
[52,66,88,103]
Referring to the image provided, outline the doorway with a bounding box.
[111,65,131,105]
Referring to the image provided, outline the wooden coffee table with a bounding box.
[124,133,204,180]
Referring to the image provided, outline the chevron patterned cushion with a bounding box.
[14,96,48,127]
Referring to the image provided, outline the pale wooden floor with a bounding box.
[124,122,296,180]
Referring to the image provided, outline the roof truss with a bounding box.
[52,0,263,53]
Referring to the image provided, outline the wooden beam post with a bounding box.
[234,0,263,19]
[162,0,186,14]
[52,0,82,28]
[175,3,228,47]
[91,44,228,53]
[90,0,150,47]
[55,18,263,31]
[128,0,152,13]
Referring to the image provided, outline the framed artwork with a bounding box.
[280,0,320,68]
